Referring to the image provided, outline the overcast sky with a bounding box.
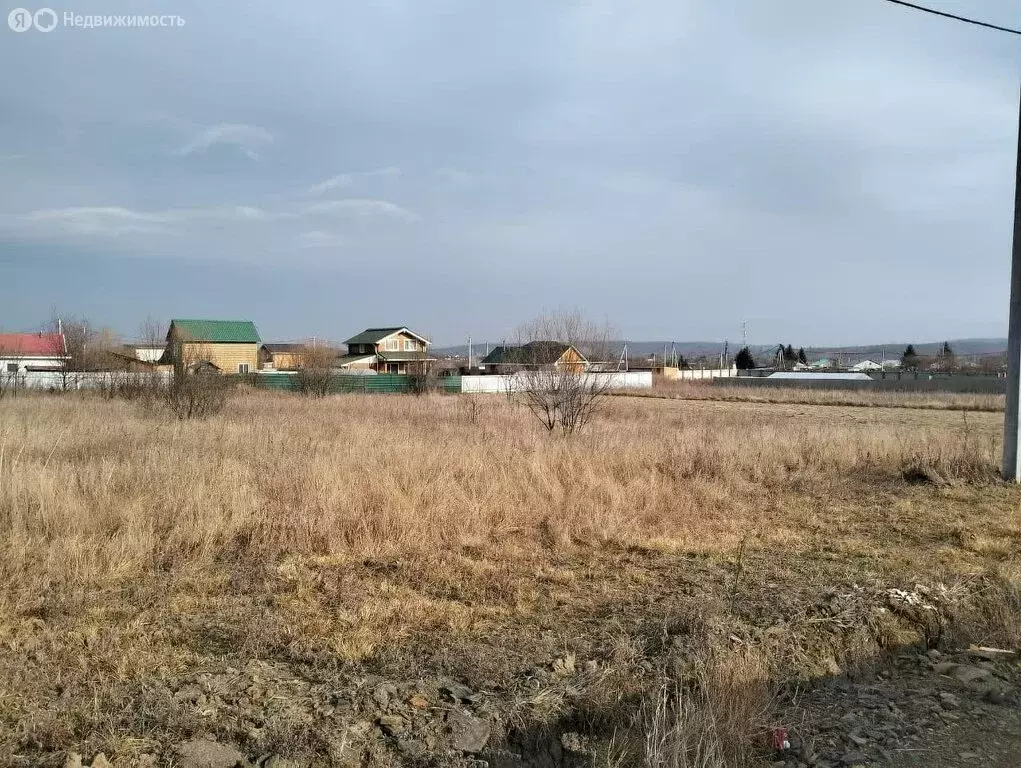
[1,0,1020,346]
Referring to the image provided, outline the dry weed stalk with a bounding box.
[642,652,773,768]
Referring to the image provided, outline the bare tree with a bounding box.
[407,337,438,396]
[512,311,617,434]
[47,314,114,392]
[295,343,337,397]
[112,317,170,399]
[50,313,90,390]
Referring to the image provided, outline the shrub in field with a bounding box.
[294,345,337,398]
[153,373,231,419]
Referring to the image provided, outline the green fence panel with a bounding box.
[248,373,462,395]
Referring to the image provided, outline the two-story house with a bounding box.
[161,319,261,374]
[338,327,433,374]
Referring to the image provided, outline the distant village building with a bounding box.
[0,332,68,374]
[851,359,883,372]
[259,343,311,371]
[162,319,261,374]
[337,327,433,374]
[124,343,166,363]
[480,341,588,373]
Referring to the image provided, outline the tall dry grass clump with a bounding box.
[642,654,772,768]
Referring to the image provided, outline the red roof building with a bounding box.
[0,333,67,356]
[0,333,68,373]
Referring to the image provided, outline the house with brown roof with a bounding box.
[259,342,339,371]
[479,341,587,374]
[0,332,68,374]
[337,327,433,374]
[259,343,307,371]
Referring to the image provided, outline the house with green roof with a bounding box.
[338,326,433,374]
[163,319,261,375]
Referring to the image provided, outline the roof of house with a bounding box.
[481,341,583,366]
[0,332,66,357]
[335,354,377,366]
[262,342,308,354]
[169,319,261,344]
[344,327,430,345]
[376,351,437,362]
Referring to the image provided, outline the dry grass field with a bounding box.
[0,390,1019,766]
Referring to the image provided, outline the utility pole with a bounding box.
[467,335,472,370]
[1003,85,1021,480]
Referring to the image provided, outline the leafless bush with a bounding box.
[459,392,483,425]
[161,374,230,419]
[514,311,617,433]
[137,371,229,420]
[295,344,337,397]
[0,371,18,400]
[407,346,439,395]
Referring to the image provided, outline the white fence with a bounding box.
[459,371,653,393]
[669,366,737,381]
[1,370,173,391]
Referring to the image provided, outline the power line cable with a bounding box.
[879,0,1021,36]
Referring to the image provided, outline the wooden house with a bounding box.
[480,342,588,373]
[259,343,306,371]
[337,327,433,374]
[162,319,261,374]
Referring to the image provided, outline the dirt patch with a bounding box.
[776,646,1020,768]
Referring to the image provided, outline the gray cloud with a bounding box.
[308,167,402,195]
[1,0,1019,344]
[174,123,274,160]
[303,198,420,223]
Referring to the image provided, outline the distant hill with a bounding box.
[433,338,1007,363]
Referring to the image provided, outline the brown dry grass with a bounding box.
[0,391,1019,765]
[628,379,1005,412]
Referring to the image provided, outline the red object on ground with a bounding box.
[772,727,790,751]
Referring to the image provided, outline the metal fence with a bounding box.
[251,372,463,394]
[1,370,173,391]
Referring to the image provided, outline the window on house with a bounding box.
[385,338,399,351]
[238,363,250,374]
[404,339,417,351]
[6,363,18,373]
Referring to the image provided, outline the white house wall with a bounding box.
[0,355,67,374]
